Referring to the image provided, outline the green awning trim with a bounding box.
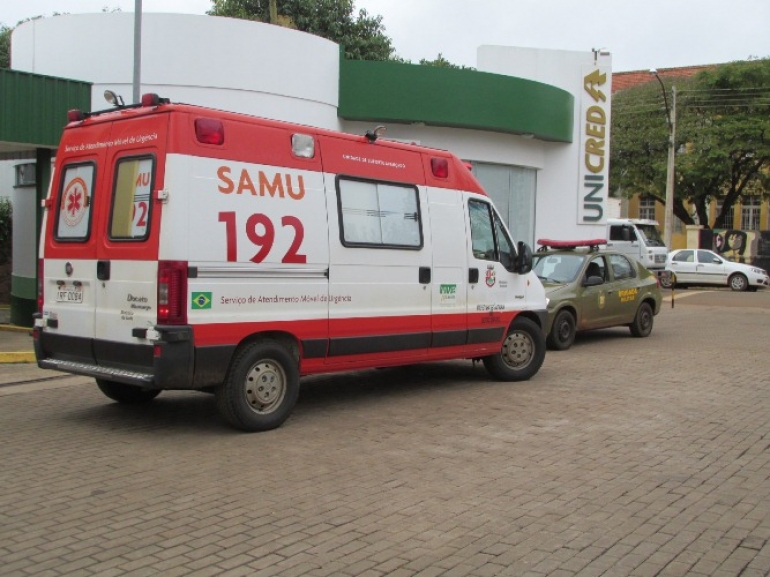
[0,68,91,150]
[339,59,574,143]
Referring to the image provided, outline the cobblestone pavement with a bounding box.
[2,293,770,576]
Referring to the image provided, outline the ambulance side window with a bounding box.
[494,212,515,269]
[336,177,422,249]
[469,200,496,260]
[109,156,154,241]
[55,163,95,242]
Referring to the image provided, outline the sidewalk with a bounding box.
[0,306,35,364]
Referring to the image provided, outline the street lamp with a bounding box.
[650,69,677,250]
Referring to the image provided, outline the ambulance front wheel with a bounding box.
[96,379,161,404]
[482,317,546,382]
[216,341,300,432]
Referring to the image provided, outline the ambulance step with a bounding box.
[38,359,154,386]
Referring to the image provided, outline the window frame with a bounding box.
[639,196,656,221]
[107,154,156,242]
[672,250,694,263]
[335,175,423,250]
[740,196,761,230]
[54,161,97,243]
[608,253,637,280]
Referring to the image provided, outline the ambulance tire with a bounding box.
[216,341,299,432]
[483,317,546,382]
[96,379,161,404]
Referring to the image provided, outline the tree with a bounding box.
[1,24,11,68]
[611,58,770,229]
[208,0,395,61]
[418,53,473,70]
[0,198,11,263]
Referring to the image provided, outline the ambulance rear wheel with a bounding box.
[483,317,545,381]
[96,379,161,404]
[216,341,299,432]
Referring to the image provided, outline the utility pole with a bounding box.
[665,86,677,250]
[133,0,142,104]
[269,0,278,23]
[651,69,676,250]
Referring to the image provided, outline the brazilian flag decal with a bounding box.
[191,292,212,310]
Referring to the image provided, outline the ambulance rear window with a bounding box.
[108,156,154,241]
[336,176,422,249]
[55,163,95,242]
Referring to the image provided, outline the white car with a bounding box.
[661,248,770,291]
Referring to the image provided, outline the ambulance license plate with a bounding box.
[56,287,83,303]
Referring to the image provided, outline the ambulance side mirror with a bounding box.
[513,241,533,274]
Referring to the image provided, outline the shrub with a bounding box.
[0,197,11,264]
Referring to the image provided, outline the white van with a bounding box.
[604,218,667,271]
[33,94,548,431]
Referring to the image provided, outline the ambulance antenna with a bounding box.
[365,125,386,142]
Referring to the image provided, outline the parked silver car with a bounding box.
[660,249,770,291]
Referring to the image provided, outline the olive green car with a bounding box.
[533,241,663,350]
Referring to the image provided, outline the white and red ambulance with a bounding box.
[34,93,548,431]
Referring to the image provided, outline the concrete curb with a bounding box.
[0,352,36,364]
[0,324,32,333]
[0,323,35,364]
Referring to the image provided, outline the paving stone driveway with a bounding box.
[2,293,770,576]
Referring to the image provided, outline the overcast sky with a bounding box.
[3,0,769,72]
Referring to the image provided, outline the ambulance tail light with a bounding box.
[157,261,188,325]
[37,259,44,313]
[195,118,225,145]
[431,158,449,178]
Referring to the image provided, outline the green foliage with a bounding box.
[611,58,770,229]
[0,198,12,264]
[418,53,473,70]
[208,0,395,61]
[0,24,10,68]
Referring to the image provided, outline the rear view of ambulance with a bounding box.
[35,94,547,431]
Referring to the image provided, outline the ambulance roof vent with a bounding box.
[365,125,386,143]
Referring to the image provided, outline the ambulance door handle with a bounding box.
[97,260,111,281]
[419,267,431,284]
[469,268,479,284]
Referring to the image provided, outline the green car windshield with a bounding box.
[533,253,587,284]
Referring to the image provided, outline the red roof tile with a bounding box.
[612,65,717,93]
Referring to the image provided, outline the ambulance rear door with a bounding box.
[39,122,112,365]
[92,114,169,368]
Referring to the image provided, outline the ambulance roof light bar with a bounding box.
[67,92,171,123]
[537,239,607,252]
[141,93,171,107]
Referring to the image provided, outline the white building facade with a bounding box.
[11,11,612,248]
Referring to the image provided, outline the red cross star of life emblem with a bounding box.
[61,177,88,227]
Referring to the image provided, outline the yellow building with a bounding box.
[626,194,769,250]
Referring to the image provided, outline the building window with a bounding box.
[741,196,760,230]
[639,196,656,221]
[715,201,734,229]
[15,163,36,187]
